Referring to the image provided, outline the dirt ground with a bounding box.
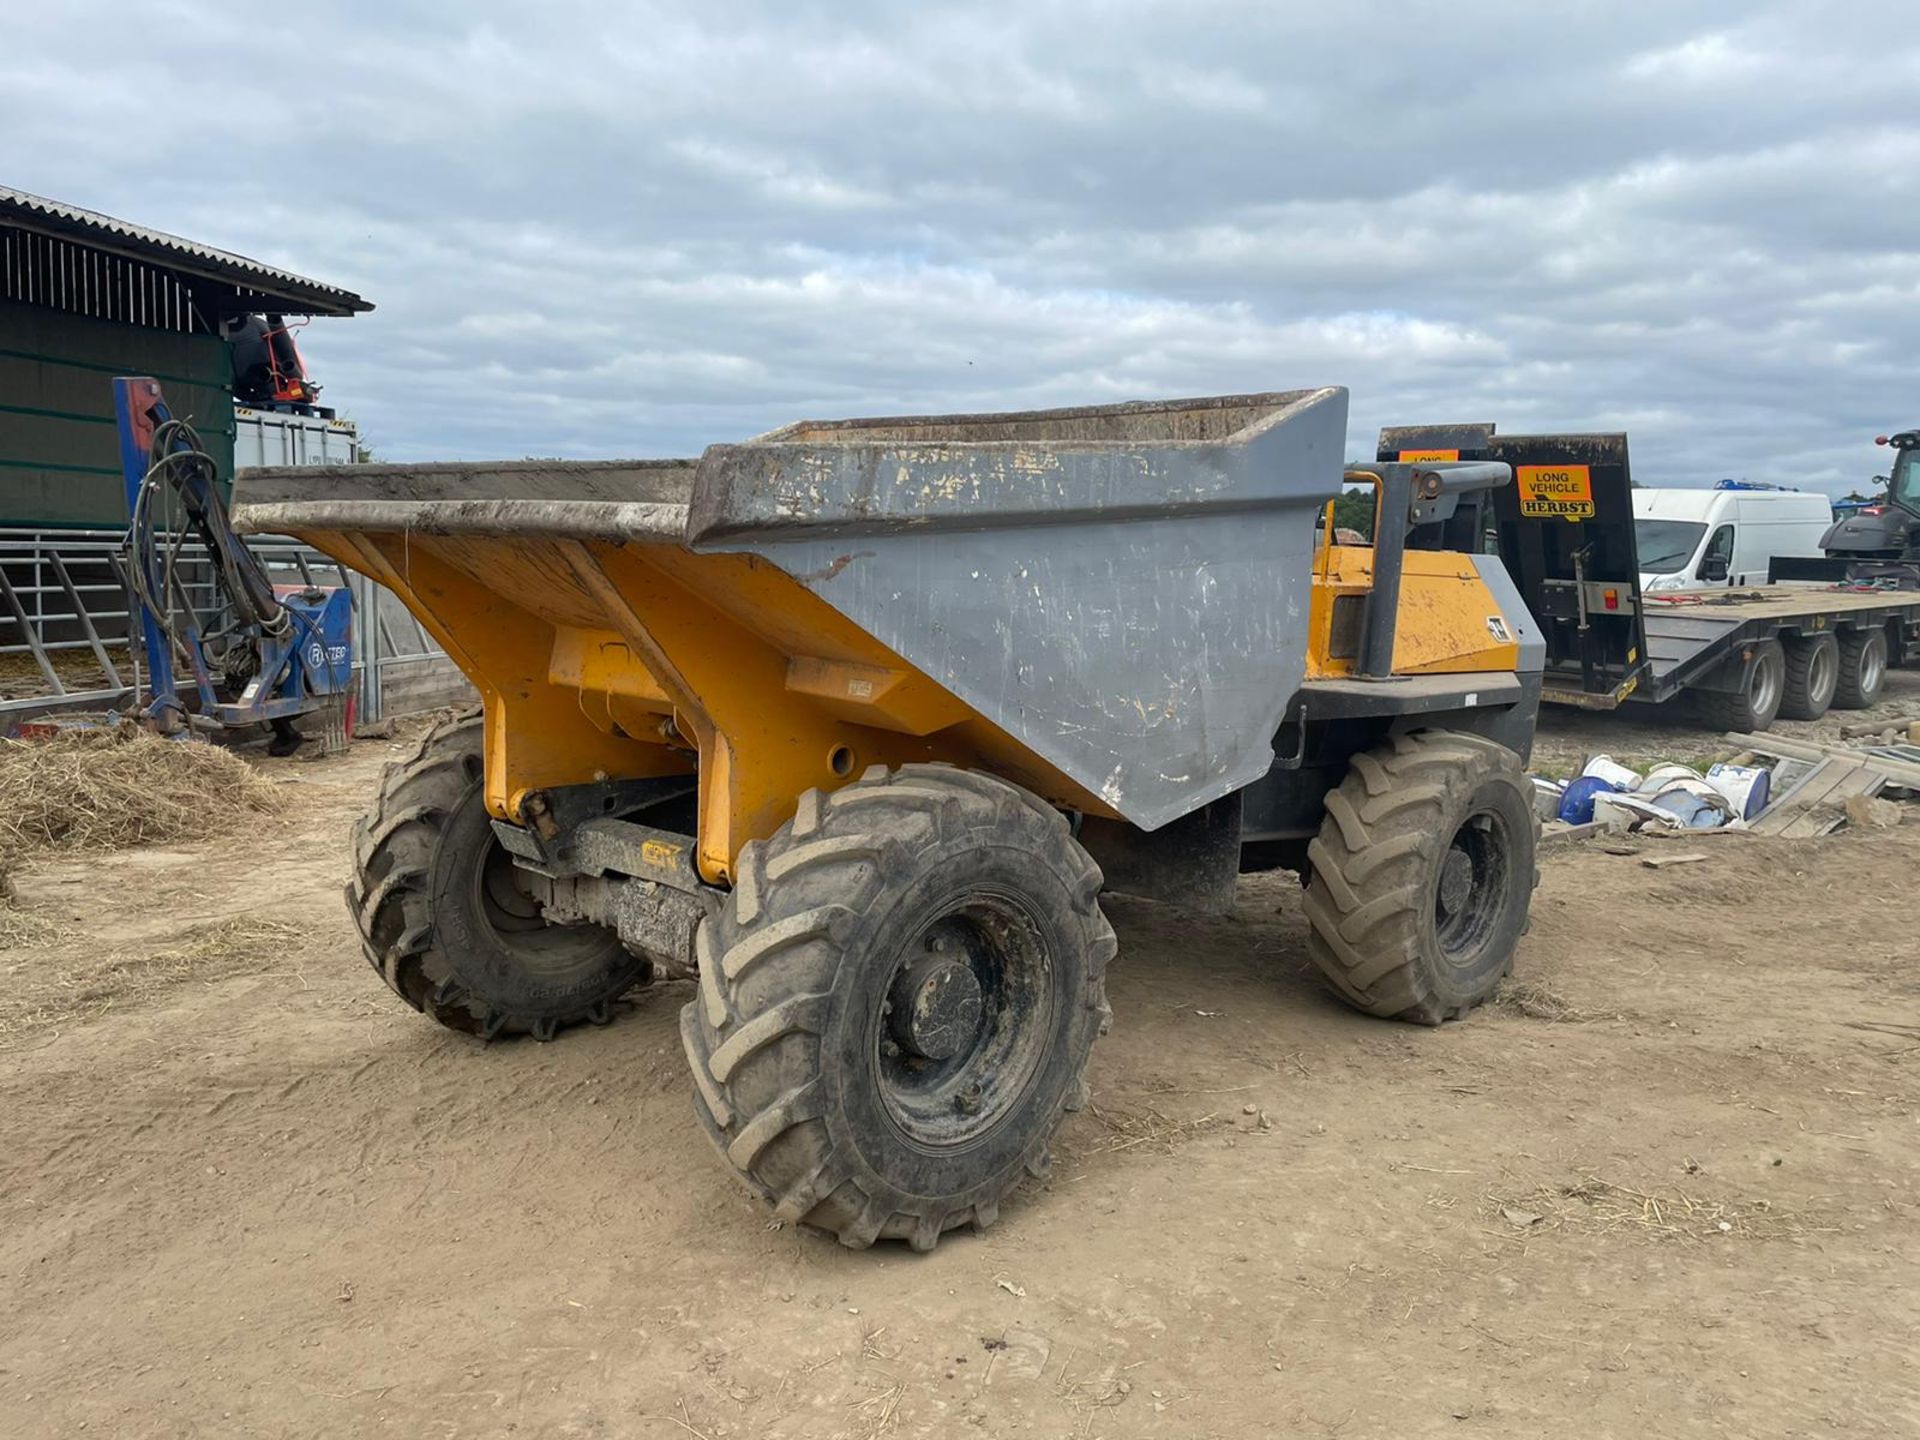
[4,701,1919,1440]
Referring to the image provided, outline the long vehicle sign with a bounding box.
[1515,463,1594,519]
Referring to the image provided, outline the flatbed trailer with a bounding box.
[1628,588,1914,702]
[1547,583,1920,729]
[1378,423,1920,730]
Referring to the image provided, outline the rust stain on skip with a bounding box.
[792,551,873,583]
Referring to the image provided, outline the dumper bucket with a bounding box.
[235,388,1348,874]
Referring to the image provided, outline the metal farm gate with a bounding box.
[0,527,473,729]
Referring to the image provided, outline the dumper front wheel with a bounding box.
[347,711,648,1040]
[682,766,1115,1251]
[1303,730,1536,1025]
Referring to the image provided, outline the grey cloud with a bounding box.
[4,1,1917,494]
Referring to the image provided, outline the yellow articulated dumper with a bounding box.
[234,389,1544,1250]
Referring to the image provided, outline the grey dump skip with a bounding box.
[233,389,1351,832]
[234,458,698,543]
[692,390,1350,829]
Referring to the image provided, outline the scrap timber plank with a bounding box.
[1780,768,1882,840]
[1726,733,1920,790]
[1749,755,1861,836]
[1641,852,1709,869]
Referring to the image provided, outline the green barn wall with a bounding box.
[0,298,234,527]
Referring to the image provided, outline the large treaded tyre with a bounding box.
[347,710,648,1040]
[1302,730,1538,1025]
[1833,628,1888,710]
[1696,638,1785,732]
[1780,632,1840,721]
[681,765,1115,1252]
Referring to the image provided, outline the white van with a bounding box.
[1633,484,1833,592]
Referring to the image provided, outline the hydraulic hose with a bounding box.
[126,417,289,660]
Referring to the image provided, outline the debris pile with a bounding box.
[1535,753,1766,836]
[1723,725,1920,837]
[1536,720,1920,843]
[0,725,285,859]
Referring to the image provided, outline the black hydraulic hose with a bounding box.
[126,417,288,657]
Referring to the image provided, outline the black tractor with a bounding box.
[1822,431,1920,563]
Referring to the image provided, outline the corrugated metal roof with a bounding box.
[0,185,373,316]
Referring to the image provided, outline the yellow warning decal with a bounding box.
[1516,464,1594,520]
[1398,449,1459,463]
[641,838,683,869]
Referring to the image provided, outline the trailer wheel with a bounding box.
[681,765,1114,1251]
[1834,628,1889,709]
[347,710,648,1040]
[1695,639,1785,732]
[1302,730,1537,1025]
[1780,632,1840,721]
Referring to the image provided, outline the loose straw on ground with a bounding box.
[0,726,284,856]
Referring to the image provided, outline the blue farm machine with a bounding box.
[111,376,353,752]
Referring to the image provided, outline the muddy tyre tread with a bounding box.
[1833,628,1888,710]
[1696,639,1785,733]
[1780,633,1839,722]
[1695,687,1755,732]
[1302,730,1536,1026]
[682,765,1113,1251]
[345,708,645,1039]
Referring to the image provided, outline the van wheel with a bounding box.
[1834,629,1889,709]
[1781,632,1840,721]
[1696,639,1785,732]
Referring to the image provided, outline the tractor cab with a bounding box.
[1820,430,1920,564]
[1885,431,1920,517]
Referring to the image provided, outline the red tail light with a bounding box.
[1603,588,1619,610]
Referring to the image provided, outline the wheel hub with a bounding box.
[886,951,984,1061]
[1437,846,1475,917]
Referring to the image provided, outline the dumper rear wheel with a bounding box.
[681,765,1114,1251]
[1303,730,1536,1025]
[347,710,648,1040]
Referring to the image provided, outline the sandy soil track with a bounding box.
[3,705,1917,1439]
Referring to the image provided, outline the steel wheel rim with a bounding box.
[1433,810,1511,968]
[480,841,545,933]
[1809,643,1837,707]
[469,831,615,978]
[875,890,1055,1150]
[1751,652,1781,717]
[1862,640,1885,696]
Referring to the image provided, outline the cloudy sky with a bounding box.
[6,1,1917,493]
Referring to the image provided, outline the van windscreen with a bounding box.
[1635,518,1707,572]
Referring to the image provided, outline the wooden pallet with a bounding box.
[1724,733,1918,837]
